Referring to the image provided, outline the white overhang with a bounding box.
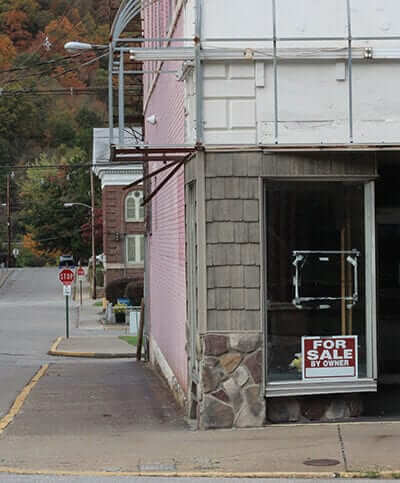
[92,127,143,189]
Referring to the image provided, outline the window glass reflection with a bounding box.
[266,182,366,382]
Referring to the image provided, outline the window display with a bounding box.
[265,181,367,383]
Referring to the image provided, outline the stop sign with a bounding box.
[77,267,85,277]
[59,268,75,286]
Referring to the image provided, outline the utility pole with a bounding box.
[90,168,96,300]
[6,174,11,268]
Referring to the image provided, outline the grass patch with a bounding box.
[93,301,103,307]
[119,335,137,347]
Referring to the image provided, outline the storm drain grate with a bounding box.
[303,458,340,467]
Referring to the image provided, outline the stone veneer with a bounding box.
[199,332,265,429]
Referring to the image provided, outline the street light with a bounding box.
[64,39,120,145]
[64,202,91,209]
[64,195,96,300]
[64,41,108,52]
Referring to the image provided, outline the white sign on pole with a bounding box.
[129,309,140,335]
[63,285,71,296]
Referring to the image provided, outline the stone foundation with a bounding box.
[199,332,265,429]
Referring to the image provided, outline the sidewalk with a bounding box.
[49,277,136,358]
[2,276,400,478]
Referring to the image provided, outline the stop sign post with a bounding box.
[59,268,75,338]
[77,266,84,306]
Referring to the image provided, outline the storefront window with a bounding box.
[265,181,368,384]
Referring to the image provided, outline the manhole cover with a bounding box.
[303,459,340,467]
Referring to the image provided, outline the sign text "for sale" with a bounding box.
[302,336,358,380]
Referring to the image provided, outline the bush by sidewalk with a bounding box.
[105,277,143,305]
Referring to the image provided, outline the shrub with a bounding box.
[105,276,143,305]
[124,279,144,306]
[105,278,130,305]
[113,303,127,314]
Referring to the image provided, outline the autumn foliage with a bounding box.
[0,0,111,87]
[0,34,16,68]
[0,1,122,263]
[23,233,60,260]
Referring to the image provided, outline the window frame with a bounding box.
[125,234,145,265]
[125,190,144,222]
[263,179,377,398]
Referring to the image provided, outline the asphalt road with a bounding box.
[0,268,73,418]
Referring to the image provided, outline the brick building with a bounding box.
[93,128,144,289]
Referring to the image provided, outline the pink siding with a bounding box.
[143,8,187,391]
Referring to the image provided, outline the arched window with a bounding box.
[125,190,144,222]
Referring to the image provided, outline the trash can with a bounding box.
[129,306,141,335]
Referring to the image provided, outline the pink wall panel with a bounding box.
[143,9,188,391]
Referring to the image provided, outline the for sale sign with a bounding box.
[302,336,358,380]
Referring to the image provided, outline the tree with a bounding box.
[48,112,77,148]
[0,34,16,68]
[0,87,48,185]
[75,106,103,154]
[2,9,32,50]
[18,233,59,267]
[0,0,114,265]
[19,149,97,261]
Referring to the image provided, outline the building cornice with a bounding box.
[94,164,143,188]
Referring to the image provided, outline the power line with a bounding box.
[0,53,83,75]
[2,49,107,86]
[51,51,110,81]
[2,55,86,85]
[0,86,140,97]
[17,226,94,244]
[1,0,108,86]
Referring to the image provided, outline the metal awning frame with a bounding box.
[111,145,197,205]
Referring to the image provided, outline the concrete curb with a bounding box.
[0,468,400,479]
[47,336,136,359]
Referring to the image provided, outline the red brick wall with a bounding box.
[102,185,145,288]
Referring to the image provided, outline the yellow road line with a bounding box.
[0,364,49,434]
